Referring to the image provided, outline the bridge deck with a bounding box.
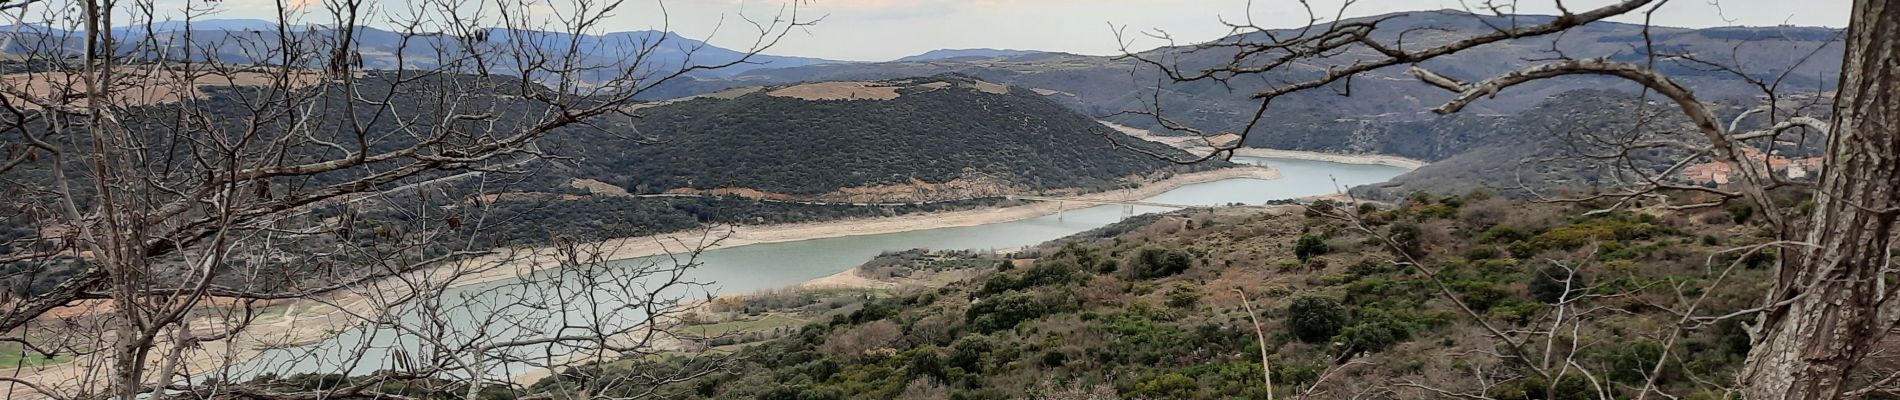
[1004,195,1203,209]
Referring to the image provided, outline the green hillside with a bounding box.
[527,193,1770,399]
[545,75,1209,199]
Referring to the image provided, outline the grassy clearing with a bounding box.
[0,342,74,367]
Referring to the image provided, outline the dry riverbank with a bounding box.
[456,164,1279,288]
[1099,120,1427,171]
[1230,148,1426,170]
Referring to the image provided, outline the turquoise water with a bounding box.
[222,157,1407,380]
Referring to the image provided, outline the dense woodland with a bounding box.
[491,192,1795,399]
[543,76,1208,197]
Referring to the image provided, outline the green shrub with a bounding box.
[1530,265,1588,304]
[1346,259,1387,277]
[1473,257,1521,273]
[948,334,993,372]
[905,347,947,380]
[1526,216,1661,252]
[1596,340,1674,384]
[1165,285,1201,308]
[1276,258,1303,272]
[975,274,1023,298]
[1416,203,1458,220]
[1465,245,1502,260]
[1386,222,1424,259]
[1286,296,1349,343]
[1335,319,1408,355]
[1294,234,1330,262]
[1130,373,1198,399]
[1129,246,1194,279]
[1304,200,1337,218]
[1493,374,1597,400]
[966,291,1047,333]
[1451,281,1509,312]
[1480,226,1531,244]
[1486,300,1542,325]
[1728,203,1755,224]
[1021,260,1081,287]
[1039,350,1068,367]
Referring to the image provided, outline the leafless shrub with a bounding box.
[0,0,813,398]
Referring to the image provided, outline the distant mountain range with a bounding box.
[0,19,844,78]
[894,48,1045,62]
[647,10,1841,123]
[633,10,1844,198]
[0,12,1848,199]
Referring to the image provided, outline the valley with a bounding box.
[0,156,1395,392]
[0,2,1875,400]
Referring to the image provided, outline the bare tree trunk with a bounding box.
[1742,1,1900,398]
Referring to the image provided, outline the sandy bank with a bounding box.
[797,265,898,290]
[1230,148,1426,170]
[448,164,1280,288]
[1098,120,1425,171]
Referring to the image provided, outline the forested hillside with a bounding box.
[542,76,1208,201]
[0,72,1205,299]
[1344,91,1828,199]
[636,10,1843,199]
[647,10,1839,129]
[523,193,1775,399]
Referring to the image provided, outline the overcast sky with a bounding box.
[210,0,1852,61]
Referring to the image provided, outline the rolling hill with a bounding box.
[631,10,1844,198]
[0,20,845,79]
[894,49,1046,62]
[523,196,1770,399]
[649,10,1841,126]
[536,75,1213,202]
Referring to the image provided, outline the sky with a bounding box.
[199,0,1854,61]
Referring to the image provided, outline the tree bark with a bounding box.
[1742,1,1900,398]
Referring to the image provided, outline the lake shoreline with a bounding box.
[446,164,1283,288]
[1098,120,1428,171]
[1230,148,1427,170]
[5,164,1283,396]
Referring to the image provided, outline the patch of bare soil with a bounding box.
[569,178,632,197]
[1030,88,1072,97]
[968,80,1010,94]
[625,86,764,111]
[468,192,578,204]
[766,81,901,101]
[663,187,799,201]
[821,175,1023,204]
[0,68,327,109]
[702,86,763,99]
[1099,120,1243,157]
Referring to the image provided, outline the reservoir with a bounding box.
[224,156,1408,381]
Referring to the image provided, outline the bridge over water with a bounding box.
[1002,195,1207,209]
